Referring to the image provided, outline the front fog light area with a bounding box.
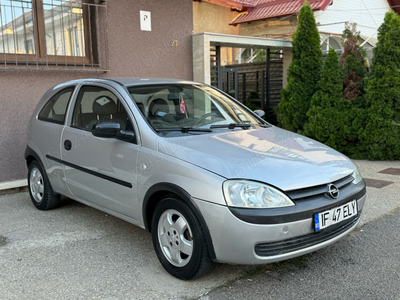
[223,180,295,208]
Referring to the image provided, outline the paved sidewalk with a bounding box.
[353,160,400,226]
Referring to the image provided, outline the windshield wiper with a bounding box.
[210,123,270,130]
[155,126,213,133]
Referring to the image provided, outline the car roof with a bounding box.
[53,77,203,90]
[109,77,200,86]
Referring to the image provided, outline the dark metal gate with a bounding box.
[221,68,238,99]
[266,49,284,120]
[210,46,238,99]
[210,46,284,124]
[240,49,283,123]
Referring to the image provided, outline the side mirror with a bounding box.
[254,109,265,118]
[118,130,135,142]
[92,122,120,138]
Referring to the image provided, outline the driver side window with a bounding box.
[72,85,136,142]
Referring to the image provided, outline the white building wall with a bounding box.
[314,0,390,38]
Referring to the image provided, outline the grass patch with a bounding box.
[271,256,308,271]
[0,235,7,247]
[370,207,400,223]
[348,226,363,236]
[243,265,274,278]
[192,257,311,299]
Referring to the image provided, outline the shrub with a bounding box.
[358,11,400,159]
[304,49,351,152]
[277,0,322,132]
[245,92,260,110]
[245,101,259,111]
[341,23,367,102]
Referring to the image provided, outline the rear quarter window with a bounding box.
[38,86,75,125]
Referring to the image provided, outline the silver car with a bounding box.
[25,78,366,280]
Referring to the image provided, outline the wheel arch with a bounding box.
[142,182,216,261]
[25,146,44,169]
[25,146,59,197]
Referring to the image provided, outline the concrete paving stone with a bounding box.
[378,167,400,175]
[364,178,393,189]
[353,160,400,226]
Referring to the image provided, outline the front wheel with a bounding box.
[28,161,60,210]
[151,195,213,280]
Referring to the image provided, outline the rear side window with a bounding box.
[38,87,74,125]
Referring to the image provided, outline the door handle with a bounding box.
[64,139,72,151]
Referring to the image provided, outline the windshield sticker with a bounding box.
[96,97,111,106]
[180,98,186,114]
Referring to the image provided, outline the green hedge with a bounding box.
[357,10,400,160]
[280,8,400,160]
[277,1,322,132]
[304,49,350,153]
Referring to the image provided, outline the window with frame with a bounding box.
[0,0,97,65]
[72,85,135,142]
[38,86,74,124]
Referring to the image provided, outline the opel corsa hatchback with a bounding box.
[26,78,366,280]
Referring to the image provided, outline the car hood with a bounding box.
[157,126,355,191]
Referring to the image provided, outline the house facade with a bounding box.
[191,0,392,124]
[193,0,392,59]
[0,0,394,189]
[314,0,390,51]
[0,0,193,188]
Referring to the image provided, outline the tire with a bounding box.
[151,195,213,280]
[28,160,60,210]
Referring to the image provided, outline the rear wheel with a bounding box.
[151,195,213,280]
[28,161,60,210]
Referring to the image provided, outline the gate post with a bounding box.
[216,46,222,90]
[242,73,246,103]
[266,48,271,120]
[261,70,265,112]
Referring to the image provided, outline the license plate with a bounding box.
[314,200,358,231]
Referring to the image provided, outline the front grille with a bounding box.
[254,214,360,257]
[286,174,354,201]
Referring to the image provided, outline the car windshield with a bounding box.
[127,84,268,136]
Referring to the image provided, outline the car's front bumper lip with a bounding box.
[193,193,366,265]
[254,212,361,257]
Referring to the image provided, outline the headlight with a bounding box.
[352,166,363,184]
[222,180,295,208]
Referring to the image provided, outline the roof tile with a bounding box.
[230,0,331,25]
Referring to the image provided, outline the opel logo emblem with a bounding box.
[328,184,339,199]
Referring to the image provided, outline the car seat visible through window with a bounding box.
[87,96,126,130]
[148,98,178,128]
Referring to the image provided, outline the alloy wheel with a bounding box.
[157,209,193,267]
[30,167,44,203]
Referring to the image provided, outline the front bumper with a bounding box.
[193,193,366,265]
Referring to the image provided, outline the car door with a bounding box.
[61,83,140,220]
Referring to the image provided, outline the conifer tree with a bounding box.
[358,11,400,159]
[277,1,322,132]
[340,23,367,103]
[304,48,349,152]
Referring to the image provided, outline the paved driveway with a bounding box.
[0,160,399,299]
[0,193,253,299]
[201,208,400,300]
